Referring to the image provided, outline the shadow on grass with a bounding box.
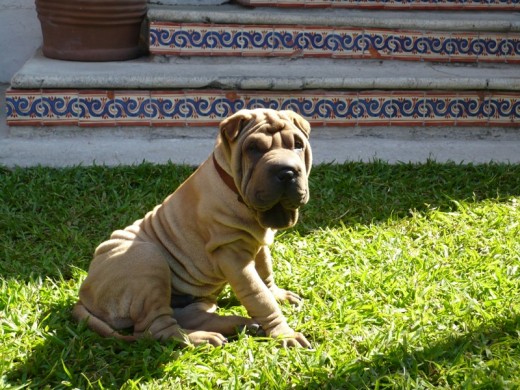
[296,161,520,233]
[0,164,195,281]
[3,161,520,281]
[6,301,520,389]
[302,315,520,389]
[5,301,182,389]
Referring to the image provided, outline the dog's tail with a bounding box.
[72,301,137,342]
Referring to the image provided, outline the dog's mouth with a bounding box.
[256,202,300,229]
[250,187,308,229]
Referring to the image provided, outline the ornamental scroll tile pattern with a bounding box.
[6,89,520,127]
[235,0,519,10]
[149,23,520,63]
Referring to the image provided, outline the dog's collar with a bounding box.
[212,153,244,204]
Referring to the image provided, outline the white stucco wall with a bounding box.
[0,0,42,83]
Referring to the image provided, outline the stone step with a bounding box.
[10,51,520,91]
[235,0,519,10]
[148,5,520,63]
[148,5,520,31]
[6,51,520,128]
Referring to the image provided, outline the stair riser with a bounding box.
[7,89,519,127]
[150,23,519,63]
[236,0,519,10]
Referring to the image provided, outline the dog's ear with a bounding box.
[282,110,311,139]
[219,110,254,142]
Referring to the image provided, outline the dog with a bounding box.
[73,109,312,348]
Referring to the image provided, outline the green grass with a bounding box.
[1,161,520,389]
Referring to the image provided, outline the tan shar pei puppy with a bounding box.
[73,108,312,348]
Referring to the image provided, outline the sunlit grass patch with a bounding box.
[1,162,520,389]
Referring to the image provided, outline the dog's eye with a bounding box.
[247,142,262,154]
[294,140,304,151]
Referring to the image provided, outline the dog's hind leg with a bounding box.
[78,241,227,347]
[173,301,260,336]
[72,301,137,342]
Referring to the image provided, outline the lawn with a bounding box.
[1,161,520,389]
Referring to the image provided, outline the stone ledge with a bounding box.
[10,50,520,91]
[235,0,519,11]
[3,134,520,167]
[147,4,520,32]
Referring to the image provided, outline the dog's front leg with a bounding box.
[215,245,310,348]
[255,245,303,306]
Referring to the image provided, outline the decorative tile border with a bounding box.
[6,89,519,127]
[149,23,520,63]
[235,0,519,10]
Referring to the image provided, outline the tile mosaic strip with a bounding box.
[149,23,520,63]
[235,0,519,10]
[6,89,519,127]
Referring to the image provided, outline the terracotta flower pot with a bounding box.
[35,0,148,61]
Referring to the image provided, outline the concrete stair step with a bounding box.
[235,0,519,10]
[148,5,520,31]
[10,51,520,91]
[6,51,520,128]
[148,5,520,63]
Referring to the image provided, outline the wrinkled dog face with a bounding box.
[220,109,312,229]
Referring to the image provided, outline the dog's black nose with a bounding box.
[277,168,297,183]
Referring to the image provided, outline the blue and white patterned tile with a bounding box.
[421,92,491,125]
[421,92,459,125]
[221,91,248,116]
[241,25,274,56]
[362,29,400,59]
[356,93,395,125]
[269,27,303,57]
[5,89,520,127]
[212,25,246,56]
[149,91,186,126]
[6,89,42,126]
[389,92,427,125]
[494,33,520,64]
[453,93,490,125]
[149,22,180,55]
[180,25,217,56]
[149,23,518,62]
[182,91,228,125]
[299,27,332,57]
[311,92,359,126]
[487,93,520,125]
[114,91,151,126]
[39,90,79,125]
[472,32,518,63]
[330,28,365,59]
[507,33,520,63]
[78,91,116,127]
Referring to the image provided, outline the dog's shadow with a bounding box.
[8,300,520,388]
[5,295,252,389]
[5,300,178,388]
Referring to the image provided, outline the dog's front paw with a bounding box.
[268,323,311,348]
[185,330,228,347]
[279,332,311,348]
